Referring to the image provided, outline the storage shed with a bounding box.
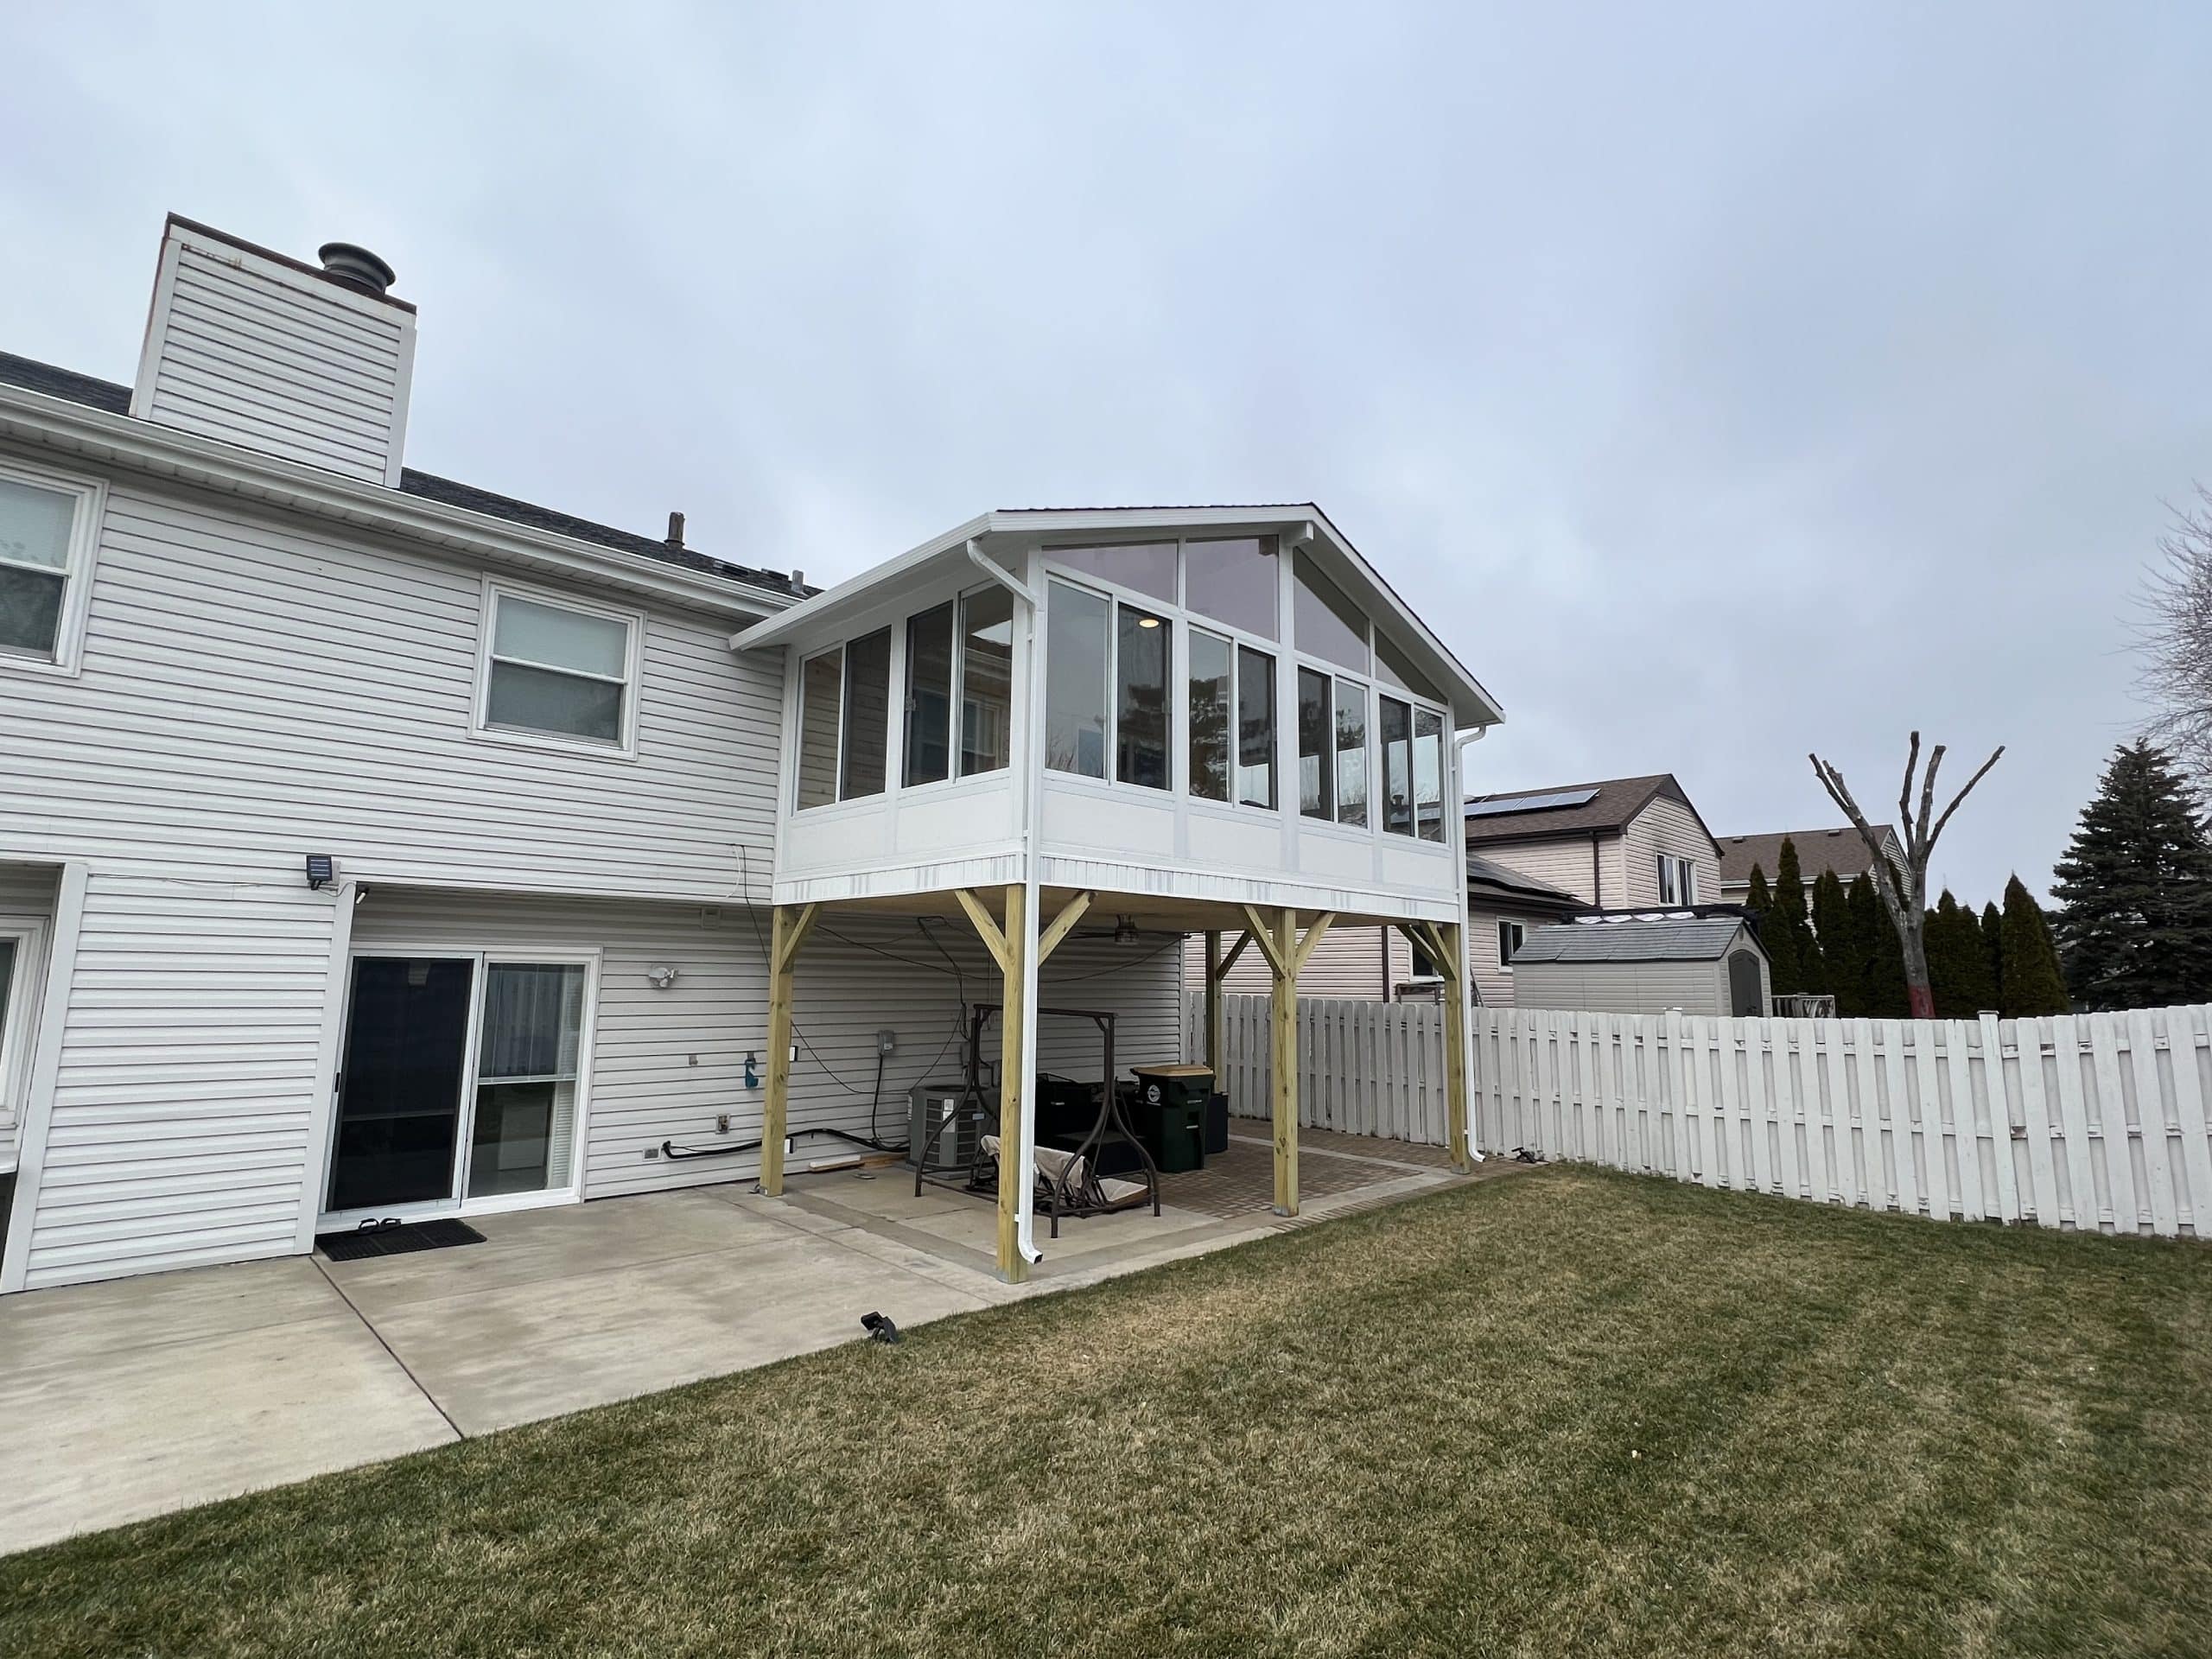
[1508,915,1769,1017]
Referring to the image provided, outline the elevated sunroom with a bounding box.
[733,506,1503,1281]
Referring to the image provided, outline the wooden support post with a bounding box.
[1205,930,1224,1079]
[1440,920,1471,1172]
[1271,906,1299,1217]
[996,884,1029,1281]
[760,902,817,1198]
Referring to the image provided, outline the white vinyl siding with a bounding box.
[0,476,782,899]
[16,874,342,1290]
[353,890,1185,1201]
[138,234,412,485]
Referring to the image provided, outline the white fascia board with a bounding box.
[0,384,794,620]
[730,512,995,650]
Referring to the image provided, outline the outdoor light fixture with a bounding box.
[647,964,681,990]
[1113,915,1139,945]
[304,854,334,890]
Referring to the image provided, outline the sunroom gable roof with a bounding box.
[732,504,1504,728]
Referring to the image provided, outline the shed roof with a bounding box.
[1510,916,1758,965]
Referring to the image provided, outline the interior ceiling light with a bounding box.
[1136,615,1160,628]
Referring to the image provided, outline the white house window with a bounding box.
[1293,550,1368,673]
[796,629,891,808]
[903,601,955,786]
[1116,604,1170,789]
[0,463,103,673]
[481,588,639,751]
[1297,666,1333,820]
[958,587,1014,776]
[1185,536,1279,640]
[1659,854,1696,906]
[1188,629,1232,803]
[0,932,20,1122]
[1414,707,1445,842]
[1236,643,1277,808]
[1380,696,1412,835]
[1497,919,1526,968]
[1334,677,1368,828]
[1046,581,1111,779]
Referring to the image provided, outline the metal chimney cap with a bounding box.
[317,242,397,296]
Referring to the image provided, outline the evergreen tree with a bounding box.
[1980,901,2005,1011]
[2051,741,2212,1010]
[1948,892,1997,1014]
[1770,839,1826,997]
[1849,874,1910,1017]
[1925,892,1967,1016]
[1999,874,2070,1015]
[1747,864,1801,995]
[1810,869,1858,1015]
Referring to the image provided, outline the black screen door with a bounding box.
[329,957,476,1213]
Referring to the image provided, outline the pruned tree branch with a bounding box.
[1811,733,2004,1019]
[2136,484,2212,778]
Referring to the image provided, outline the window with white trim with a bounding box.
[1497,919,1525,969]
[0,461,104,673]
[479,585,640,751]
[795,627,892,808]
[0,922,41,1128]
[1659,854,1696,906]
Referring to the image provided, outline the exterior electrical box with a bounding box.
[907,1081,978,1173]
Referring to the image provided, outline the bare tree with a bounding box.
[2139,486,2212,777]
[1809,734,2004,1019]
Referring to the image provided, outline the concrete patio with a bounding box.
[0,1127,1496,1555]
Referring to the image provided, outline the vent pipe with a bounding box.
[316,242,397,296]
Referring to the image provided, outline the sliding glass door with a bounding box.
[326,950,594,1222]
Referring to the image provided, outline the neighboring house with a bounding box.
[1508,915,1770,1018]
[1715,824,1905,906]
[1192,771,1723,1009]
[0,215,1500,1293]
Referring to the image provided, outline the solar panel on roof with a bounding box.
[1464,786,1599,818]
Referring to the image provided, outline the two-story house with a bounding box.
[1716,824,1907,906]
[0,216,1502,1293]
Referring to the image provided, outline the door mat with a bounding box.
[316,1217,487,1262]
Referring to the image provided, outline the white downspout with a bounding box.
[1011,544,1046,1266]
[1455,724,1489,1164]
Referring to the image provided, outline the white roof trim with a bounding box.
[0,382,797,619]
[733,505,1505,726]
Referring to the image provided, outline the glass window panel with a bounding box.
[1188,629,1231,803]
[903,602,954,786]
[1498,921,1524,966]
[1297,666,1332,820]
[958,587,1014,776]
[1335,677,1368,828]
[1236,644,1276,809]
[1293,549,1368,672]
[1375,629,1444,702]
[1185,536,1279,639]
[486,661,623,744]
[0,566,65,658]
[1116,605,1169,789]
[0,477,76,571]
[1414,707,1445,842]
[493,595,629,678]
[0,938,16,1065]
[468,962,586,1198]
[1046,582,1109,778]
[1047,542,1177,603]
[797,649,842,808]
[1380,695,1413,836]
[839,628,891,799]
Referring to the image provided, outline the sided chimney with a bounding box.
[131,215,416,486]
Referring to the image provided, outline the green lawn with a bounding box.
[4,1168,2209,1658]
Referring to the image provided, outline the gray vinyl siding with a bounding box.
[1185,929,1394,1000]
[350,890,1186,1201]
[1470,906,1517,1009]
[143,241,410,484]
[1510,956,1730,1017]
[0,469,782,898]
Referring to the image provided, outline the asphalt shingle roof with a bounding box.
[1510,916,1754,965]
[0,351,809,598]
[1464,773,1709,848]
[1716,826,1900,887]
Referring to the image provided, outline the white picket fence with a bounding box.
[1185,993,1450,1145]
[1475,1004,2212,1236]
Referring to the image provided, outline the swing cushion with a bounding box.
[982,1136,1150,1209]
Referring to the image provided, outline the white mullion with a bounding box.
[489,651,629,686]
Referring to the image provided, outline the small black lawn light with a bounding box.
[861,1311,900,1344]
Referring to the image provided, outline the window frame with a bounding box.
[1659,853,1697,906]
[0,455,106,678]
[0,918,47,1132]
[1497,919,1525,971]
[472,576,645,760]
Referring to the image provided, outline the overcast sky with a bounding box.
[4,3,2203,901]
